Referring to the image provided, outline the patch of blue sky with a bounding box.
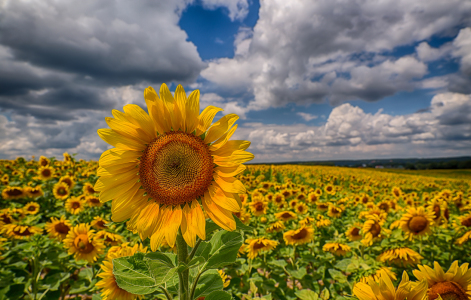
[179,0,260,61]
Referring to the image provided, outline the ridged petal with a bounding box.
[95,171,137,193]
[191,200,206,240]
[213,173,246,194]
[144,86,169,134]
[185,89,200,133]
[97,129,145,151]
[202,191,236,231]
[164,206,182,248]
[208,182,241,212]
[213,150,254,167]
[211,140,250,156]
[122,104,157,139]
[181,204,196,247]
[174,84,186,132]
[214,165,247,177]
[99,148,140,168]
[105,117,152,144]
[204,114,239,144]
[111,189,147,222]
[196,106,223,136]
[97,162,137,176]
[208,125,238,151]
[160,83,179,131]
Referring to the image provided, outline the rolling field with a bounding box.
[1,155,470,299]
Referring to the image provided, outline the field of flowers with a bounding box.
[1,154,471,300]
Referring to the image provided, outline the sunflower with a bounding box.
[456,231,471,245]
[25,186,43,198]
[361,214,388,246]
[233,209,251,225]
[244,238,279,259]
[273,193,286,207]
[4,224,43,239]
[82,182,98,195]
[65,197,86,215]
[266,221,285,233]
[86,195,102,207]
[377,247,423,267]
[323,243,350,256]
[53,182,70,200]
[316,215,332,228]
[97,243,147,300]
[314,188,322,196]
[289,199,299,209]
[327,204,343,218]
[59,175,75,190]
[299,216,315,226]
[359,266,396,284]
[39,156,49,167]
[307,192,319,204]
[458,213,471,229]
[399,206,435,240]
[249,199,268,216]
[295,202,309,215]
[316,201,329,211]
[324,184,335,195]
[23,202,40,215]
[346,223,363,241]
[0,210,14,225]
[413,261,471,300]
[45,216,72,241]
[218,270,231,288]
[91,216,108,230]
[283,226,314,246]
[2,186,24,200]
[63,223,105,263]
[392,186,402,198]
[275,211,297,222]
[95,230,123,246]
[38,166,54,181]
[353,270,427,300]
[95,84,253,250]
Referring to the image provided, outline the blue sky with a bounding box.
[0,0,470,162]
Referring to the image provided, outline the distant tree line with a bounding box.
[404,160,471,170]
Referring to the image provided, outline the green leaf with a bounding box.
[145,253,178,286]
[195,241,212,261]
[193,270,224,300]
[268,259,287,269]
[112,252,159,294]
[287,268,306,280]
[295,289,319,300]
[204,290,232,300]
[328,269,347,283]
[205,219,221,237]
[320,288,330,300]
[204,230,243,270]
[234,215,254,231]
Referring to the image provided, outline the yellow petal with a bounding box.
[159,83,179,131]
[202,191,236,231]
[97,129,145,151]
[111,189,147,222]
[105,117,152,144]
[213,150,254,167]
[214,165,247,177]
[191,200,206,240]
[213,173,246,194]
[185,89,200,133]
[208,124,238,151]
[97,163,136,176]
[196,105,223,136]
[122,104,157,140]
[164,206,182,248]
[99,148,140,168]
[174,84,187,131]
[144,86,169,134]
[211,139,250,156]
[204,114,239,144]
[181,204,196,247]
[208,182,241,212]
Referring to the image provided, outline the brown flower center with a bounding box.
[370,223,381,237]
[461,216,471,227]
[74,234,94,254]
[139,131,214,206]
[351,227,360,236]
[428,281,468,300]
[55,223,70,234]
[433,205,441,220]
[252,241,266,250]
[408,216,428,233]
[330,207,340,214]
[291,228,308,240]
[255,202,264,212]
[7,189,23,197]
[14,227,32,236]
[28,206,36,211]
[41,169,51,177]
[57,187,68,196]
[326,186,332,192]
[71,201,81,209]
[280,212,293,219]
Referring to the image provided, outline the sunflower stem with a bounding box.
[188,238,202,260]
[176,229,189,300]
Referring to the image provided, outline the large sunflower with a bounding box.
[96,84,253,250]
[63,223,105,263]
[399,206,435,240]
[413,261,471,300]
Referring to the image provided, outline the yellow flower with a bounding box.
[4,224,43,239]
[45,216,72,241]
[299,216,315,226]
[25,186,44,198]
[86,195,102,207]
[295,202,309,215]
[53,182,70,200]
[361,215,388,246]
[59,175,75,190]
[456,230,471,245]
[38,166,54,181]
[327,204,343,218]
[249,199,268,216]
[95,230,123,246]
[23,202,40,215]
[96,84,253,250]
[399,206,434,240]
[38,156,50,167]
[65,197,86,215]
[353,270,427,300]
[63,223,104,263]
[315,201,329,211]
[266,221,285,233]
[218,270,231,288]
[345,223,362,241]
[359,267,396,284]
[1,186,24,200]
[413,261,471,300]
[322,242,350,256]
[377,247,423,267]
[392,186,402,198]
[97,243,147,300]
[316,215,332,228]
[91,216,108,230]
[244,238,279,259]
[82,182,98,195]
[324,184,336,195]
[283,226,314,246]
[275,211,297,222]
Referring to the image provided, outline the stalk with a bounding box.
[176,230,189,300]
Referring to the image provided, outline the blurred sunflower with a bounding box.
[91,216,108,230]
[295,202,309,215]
[392,186,402,198]
[361,214,388,246]
[359,266,396,284]
[95,84,253,249]
[289,199,299,209]
[249,199,268,216]
[25,186,43,198]
[266,221,285,233]
[23,202,40,215]
[97,243,147,300]
[327,204,343,218]
[275,211,297,222]
[399,206,435,240]
[53,182,70,200]
[456,231,471,245]
[273,193,286,207]
[59,175,75,190]
[38,166,54,181]
[307,192,318,204]
[233,209,251,225]
[63,223,105,263]
[218,270,231,288]
[299,216,315,226]
[86,195,102,207]
[377,247,423,267]
[324,184,335,195]
[38,156,49,167]
[65,197,86,215]
[322,242,350,256]
[2,186,24,200]
[244,238,279,259]
[4,224,42,239]
[284,226,314,246]
[316,215,332,228]
[82,182,98,195]
[346,223,363,241]
[316,202,329,211]
[95,230,123,246]
[413,261,471,300]
[45,216,72,241]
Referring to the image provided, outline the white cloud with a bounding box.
[200,0,249,21]
[416,42,452,62]
[452,27,471,76]
[297,112,318,121]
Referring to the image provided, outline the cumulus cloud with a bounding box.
[202,0,471,111]
[416,42,453,62]
[200,0,249,21]
[231,92,471,162]
[297,112,318,121]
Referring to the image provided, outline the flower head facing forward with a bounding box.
[96,84,253,250]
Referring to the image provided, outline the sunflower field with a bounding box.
[1,153,471,300]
